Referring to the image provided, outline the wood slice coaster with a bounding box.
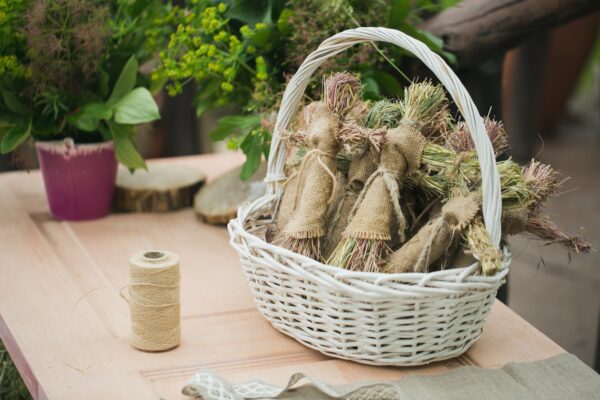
[194,163,266,225]
[115,164,206,212]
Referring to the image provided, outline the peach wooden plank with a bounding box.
[464,300,564,367]
[0,153,565,400]
[0,179,157,400]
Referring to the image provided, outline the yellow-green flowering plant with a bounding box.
[155,0,459,179]
[0,0,175,169]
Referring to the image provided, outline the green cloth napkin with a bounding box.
[182,353,600,400]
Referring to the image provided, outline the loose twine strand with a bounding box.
[129,251,181,352]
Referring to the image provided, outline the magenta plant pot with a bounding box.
[35,139,118,221]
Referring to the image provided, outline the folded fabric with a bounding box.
[182,353,600,400]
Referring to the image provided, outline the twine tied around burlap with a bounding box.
[292,148,338,212]
[384,194,479,273]
[129,251,181,352]
[343,123,425,244]
[322,149,379,260]
[281,103,341,240]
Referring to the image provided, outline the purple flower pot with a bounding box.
[35,139,118,221]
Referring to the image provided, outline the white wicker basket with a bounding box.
[228,27,510,366]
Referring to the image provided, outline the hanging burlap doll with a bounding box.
[275,99,371,245]
[328,82,450,272]
[276,73,361,259]
[322,149,380,260]
[274,102,322,235]
[321,109,389,261]
[384,193,479,273]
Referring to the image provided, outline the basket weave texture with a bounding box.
[228,27,510,366]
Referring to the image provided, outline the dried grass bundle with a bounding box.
[365,100,403,129]
[324,72,362,116]
[276,236,321,259]
[521,160,563,208]
[445,118,509,157]
[525,213,591,254]
[400,81,451,137]
[465,219,502,276]
[328,238,391,273]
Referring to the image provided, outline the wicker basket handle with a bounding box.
[265,27,502,247]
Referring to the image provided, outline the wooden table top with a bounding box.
[0,153,564,400]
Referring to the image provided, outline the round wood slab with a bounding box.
[115,164,206,212]
[194,163,266,224]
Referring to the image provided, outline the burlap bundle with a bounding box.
[274,170,299,234]
[322,150,379,260]
[343,124,425,243]
[449,247,478,268]
[283,103,340,239]
[384,194,479,273]
[501,206,529,236]
[433,206,527,272]
[438,205,527,272]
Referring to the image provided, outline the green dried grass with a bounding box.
[400,81,451,136]
[465,219,502,276]
[365,100,403,129]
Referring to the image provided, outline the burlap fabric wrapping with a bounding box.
[275,100,368,247]
[322,150,379,260]
[444,205,529,269]
[182,353,600,400]
[343,124,425,244]
[501,206,529,236]
[385,194,479,273]
[274,170,299,234]
[281,103,340,242]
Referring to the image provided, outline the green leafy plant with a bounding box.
[0,0,173,169]
[154,0,459,179]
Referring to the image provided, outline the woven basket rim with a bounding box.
[230,194,510,294]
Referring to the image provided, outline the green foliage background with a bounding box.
[155,0,459,179]
[0,0,170,169]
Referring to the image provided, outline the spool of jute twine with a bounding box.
[129,250,180,352]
